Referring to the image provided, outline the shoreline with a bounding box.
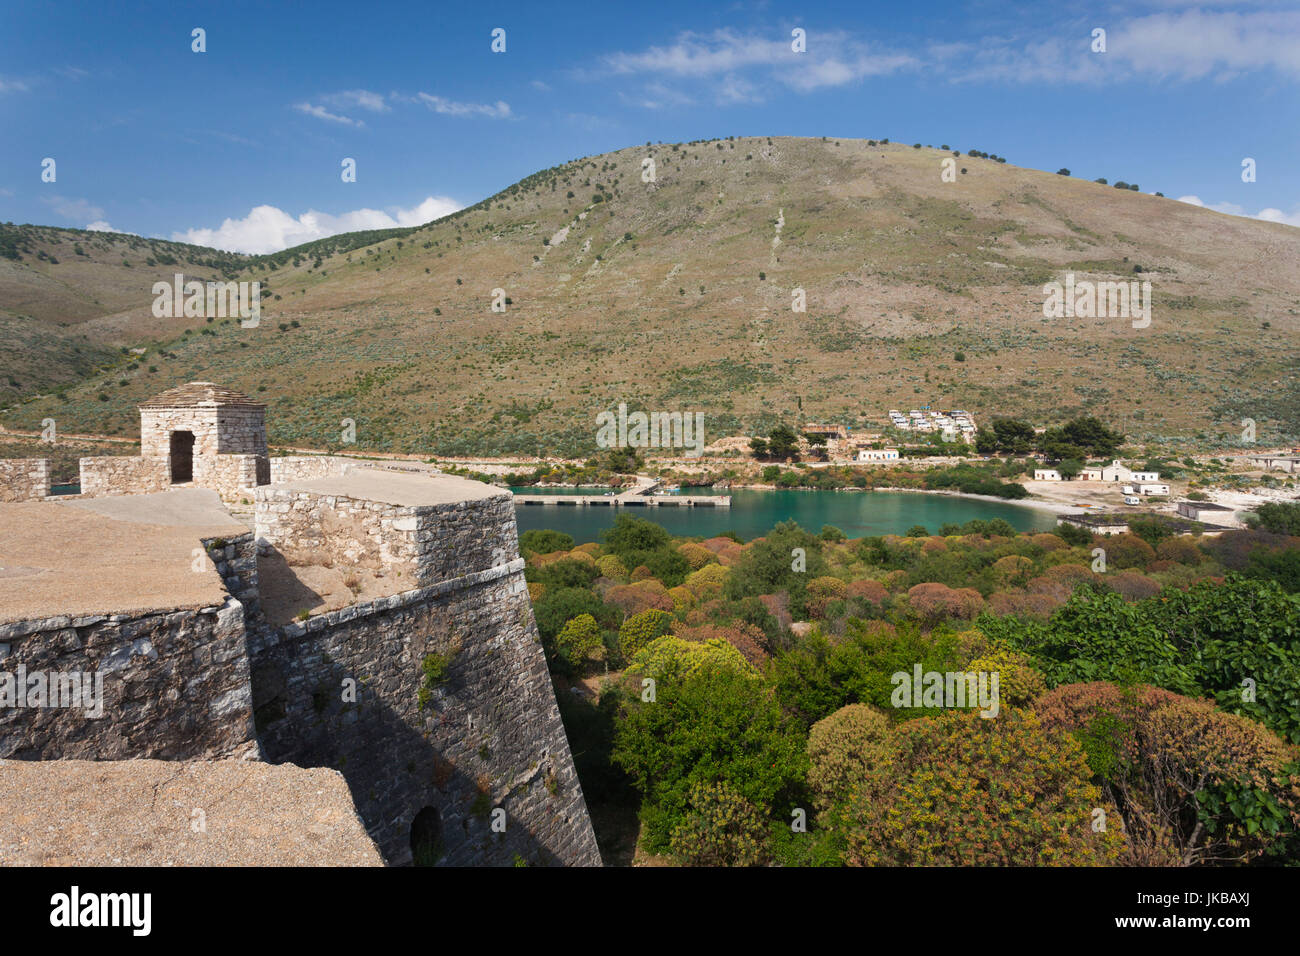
[508,480,1081,517]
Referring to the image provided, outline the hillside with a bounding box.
[3,136,1299,455]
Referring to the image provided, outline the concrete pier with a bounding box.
[513,493,730,507]
[513,479,730,507]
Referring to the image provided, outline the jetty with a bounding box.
[513,479,730,508]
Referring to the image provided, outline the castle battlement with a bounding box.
[0,386,601,868]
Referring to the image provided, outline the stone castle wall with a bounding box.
[249,559,601,867]
[79,455,171,497]
[79,453,264,503]
[0,596,258,761]
[2,457,601,866]
[255,486,518,588]
[193,454,266,504]
[249,483,600,866]
[268,455,354,484]
[267,457,453,484]
[204,531,261,626]
[0,459,49,501]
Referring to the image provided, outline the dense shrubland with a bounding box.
[531,508,1300,866]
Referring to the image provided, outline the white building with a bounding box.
[858,448,900,462]
[1108,462,1159,482]
[1137,482,1170,496]
[1085,460,1161,483]
[1033,469,1062,481]
[1177,501,1236,522]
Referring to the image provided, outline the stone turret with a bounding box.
[79,382,270,500]
[139,381,268,481]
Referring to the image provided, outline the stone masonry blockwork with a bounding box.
[250,562,602,867]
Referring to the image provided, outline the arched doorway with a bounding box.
[410,806,444,866]
[169,430,194,483]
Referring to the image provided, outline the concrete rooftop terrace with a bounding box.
[0,488,246,624]
[272,467,506,506]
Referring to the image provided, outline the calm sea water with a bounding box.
[511,487,1058,543]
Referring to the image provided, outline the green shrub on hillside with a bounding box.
[811,708,1124,866]
[982,576,1300,743]
[613,664,805,853]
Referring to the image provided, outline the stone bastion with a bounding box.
[0,466,601,867]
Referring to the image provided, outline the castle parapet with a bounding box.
[255,468,518,586]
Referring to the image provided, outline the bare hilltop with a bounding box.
[3,136,1298,454]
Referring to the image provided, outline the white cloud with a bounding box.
[170,196,463,254]
[595,11,1300,98]
[716,74,761,104]
[594,28,917,106]
[43,195,105,223]
[86,220,123,233]
[531,79,552,92]
[1177,194,1300,228]
[416,93,512,118]
[1256,206,1300,228]
[326,89,389,112]
[293,102,363,126]
[616,82,695,110]
[0,76,29,94]
[949,8,1300,85]
[601,30,792,77]
[1109,9,1300,81]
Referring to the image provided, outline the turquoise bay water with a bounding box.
[511,487,1058,543]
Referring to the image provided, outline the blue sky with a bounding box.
[2,0,1298,253]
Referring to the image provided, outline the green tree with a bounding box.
[669,782,771,866]
[981,575,1300,743]
[767,424,800,461]
[1057,458,1084,480]
[532,587,616,642]
[613,666,806,852]
[1248,501,1300,536]
[1057,416,1124,457]
[723,520,826,616]
[617,609,675,659]
[991,418,1035,454]
[556,614,605,669]
[602,513,671,558]
[519,529,574,555]
[1054,521,1094,547]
